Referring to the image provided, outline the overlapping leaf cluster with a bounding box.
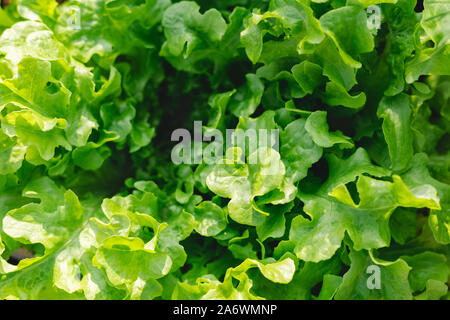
[0,0,448,300]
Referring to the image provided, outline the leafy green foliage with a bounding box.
[0,0,448,300]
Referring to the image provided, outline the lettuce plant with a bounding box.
[0,0,448,300]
